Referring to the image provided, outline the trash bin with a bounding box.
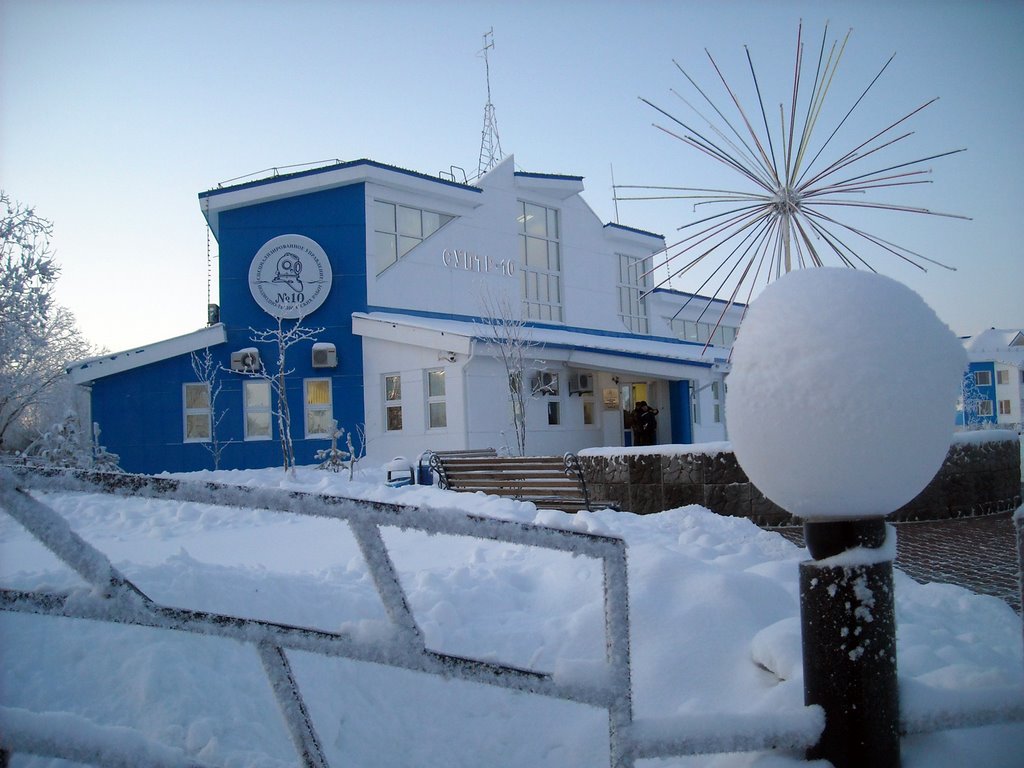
[416,452,434,485]
[385,456,414,487]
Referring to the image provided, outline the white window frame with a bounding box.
[998,399,1012,415]
[244,380,272,441]
[996,369,1010,385]
[183,383,211,443]
[546,399,561,426]
[374,199,454,275]
[583,397,597,427]
[384,374,403,432]
[617,253,651,334]
[304,378,334,439]
[974,370,992,387]
[518,201,562,322]
[426,368,447,429]
[977,400,993,417]
[711,380,724,424]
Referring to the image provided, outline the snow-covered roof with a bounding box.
[198,158,484,239]
[962,327,1024,366]
[602,222,665,242]
[68,324,228,384]
[353,311,728,376]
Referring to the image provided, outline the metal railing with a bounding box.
[1,466,1021,767]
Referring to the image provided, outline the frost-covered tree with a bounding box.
[315,421,366,479]
[0,192,95,450]
[477,285,540,456]
[958,372,990,430]
[191,347,234,469]
[243,315,324,474]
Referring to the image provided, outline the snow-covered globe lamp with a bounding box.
[727,268,966,523]
[728,268,966,768]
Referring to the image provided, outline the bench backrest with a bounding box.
[428,452,604,511]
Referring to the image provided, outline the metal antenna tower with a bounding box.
[477,28,504,178]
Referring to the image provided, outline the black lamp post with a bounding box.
[800,519,899,767]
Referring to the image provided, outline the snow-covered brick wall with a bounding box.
[578,435,1021,522]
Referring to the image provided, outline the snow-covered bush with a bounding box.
[23,411,122,472]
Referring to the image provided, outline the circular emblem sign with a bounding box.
[248,235,333,319]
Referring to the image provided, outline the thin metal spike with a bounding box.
[648,114,776,191]
[745,45,779,178]
[799,130,919,191]
[703,49,782,187]
[670,87,776,185]
[796,51,900,187]
[826,147,967,189]
[642,102,773,189]
[783,22,804,186]
[673,58,780,186]
[799,98,940,190]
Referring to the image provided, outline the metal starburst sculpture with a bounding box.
[617,23,968,338]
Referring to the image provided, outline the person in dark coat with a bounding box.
[633,401,659,446]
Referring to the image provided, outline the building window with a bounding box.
[618,254,651,333]
[711,380,723,423]
[669,318,738,347]
[974,370,992,387]
[374,200,454,275]
[384,374,403,431]
[583,399,596,426]
[518,201,562,322]
[427,369,447,429]
[244,380,272,440]
[996,369,1010,385]
[998,399,1012,415]
[304,378,333,438]
[690,383,701,426]
[183,383,211,442]
[977,400,993,417]
[547,401,561,426]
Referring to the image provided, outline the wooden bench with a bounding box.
[427,451,617,512]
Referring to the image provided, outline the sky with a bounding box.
[2,0,1022,353]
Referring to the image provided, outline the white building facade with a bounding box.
[71,157,739,474]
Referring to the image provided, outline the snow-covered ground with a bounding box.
[1,463,1022,767]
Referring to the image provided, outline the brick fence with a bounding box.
[578,433,1021,525]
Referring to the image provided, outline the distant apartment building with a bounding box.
[956,328,1024,430]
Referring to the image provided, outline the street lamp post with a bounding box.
[726,268,966,768]
[799,519,899,766]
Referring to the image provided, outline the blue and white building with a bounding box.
[69,157,740,474]
[956,328,1024,430]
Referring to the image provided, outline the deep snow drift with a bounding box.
[1,464,1021,767]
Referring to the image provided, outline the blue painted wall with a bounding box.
[957,361,997,426]
[669,380,693,444]
[89,183,368,473]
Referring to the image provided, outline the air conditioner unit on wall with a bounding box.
[230,348,261,372]
[531,371,559,396]
[568,372,594,396]
[312,343,338,368]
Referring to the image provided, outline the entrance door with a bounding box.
[621,382,649,446]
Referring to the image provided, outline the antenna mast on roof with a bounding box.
[476,28,504,179]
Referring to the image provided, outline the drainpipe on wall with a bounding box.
[461,338,477,450]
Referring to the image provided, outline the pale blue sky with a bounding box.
[2,0,1021,352]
